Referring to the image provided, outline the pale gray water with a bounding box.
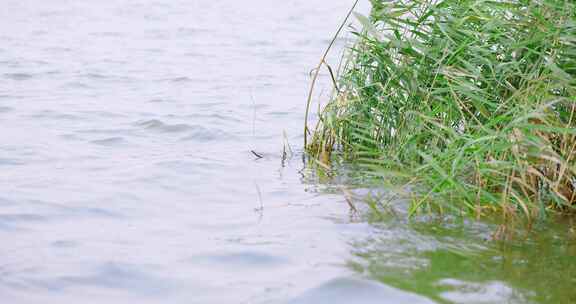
[0,0,398,303]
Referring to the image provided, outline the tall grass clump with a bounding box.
[308,0,576,222]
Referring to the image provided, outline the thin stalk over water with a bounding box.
[304,0,360,147]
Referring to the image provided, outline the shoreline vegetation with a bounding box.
[306,0,576,226]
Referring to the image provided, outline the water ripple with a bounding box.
[135,119,197,133]
[90,137,128,146]
[3,73,33,81]
[135,119,233,141]
[188,252,289,268]
[288,278,435,304]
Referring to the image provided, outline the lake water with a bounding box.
[1,1,575,303]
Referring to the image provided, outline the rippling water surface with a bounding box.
[0,1,380,303]
[2,1,575,304]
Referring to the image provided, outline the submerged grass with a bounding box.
[307,0,576,223]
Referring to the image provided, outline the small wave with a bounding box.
[143,48,164,54]
[162,76,193,83]
[245,40,273,47]
[90,137,127,146]
[31,30,48,36]
[135,119,195,133]
[82,73,109,79]
[179,128,233,141]
[79,73,134,82]
[0,213,47,231]
[148,98,174,103]
[183,51,204,57]
[78,128,134,135]
[177,27,208,36]
[51,240,78,248]
[0,213,46,222]
[62,81,92,89]
[28,110,81,121]
[267,111,291,116]
[289,278,435,304]
[155,159,226,173]
[78,110,127,119]
[31,262,175,295]
[89,31,123,37]
[4,72,33,80]
[181,113,243,123]
[0,158,24,166]
[44,46,73,53]
[193,102,226,108]
[188,252,289,268]
[437,279,522,304]
[135,119,232,140]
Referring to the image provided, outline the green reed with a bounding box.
[308,0,576,222]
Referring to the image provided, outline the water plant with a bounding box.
[306,0,576,223]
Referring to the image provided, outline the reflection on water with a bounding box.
[349,213,576,304]
[288,277,435,304]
